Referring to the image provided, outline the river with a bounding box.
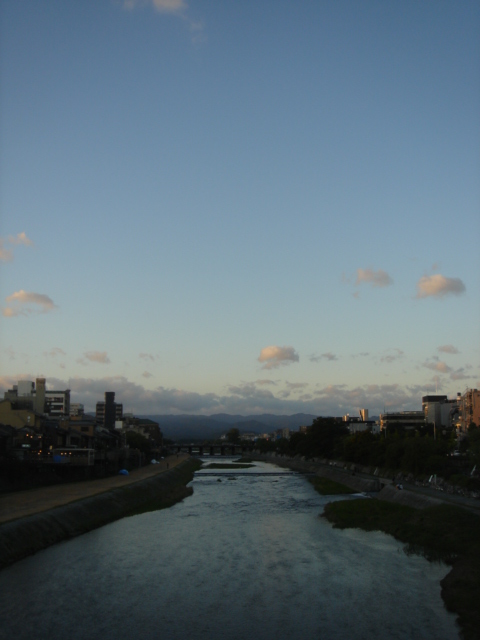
[0,459,458,639]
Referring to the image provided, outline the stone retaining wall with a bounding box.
[0,460,198,571]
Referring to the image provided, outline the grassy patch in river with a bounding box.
[309,476,356,495]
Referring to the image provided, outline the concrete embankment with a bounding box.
[0,459,198,571]
[252,453,453,509]
[251,453,381,492]
[377,484,444,509]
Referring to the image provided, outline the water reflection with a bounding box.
[0,459,458,640]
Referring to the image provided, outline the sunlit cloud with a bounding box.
[123,0,205,42]
[3,290,57,317]
[0,239,13,262]
[422,360,452,374]
[416,274,466,299]
[258,345,299,370]
[79,351,111,365]
[0,232,33,262]
[437,345,459,355]
[8,232,33,246]
[355,268,393,288]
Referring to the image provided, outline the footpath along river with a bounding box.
[0,458,458,640]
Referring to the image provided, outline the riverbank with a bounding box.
[252,452,479,640]
[0,456,200,570]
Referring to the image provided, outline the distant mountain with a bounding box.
[140,413,317,441]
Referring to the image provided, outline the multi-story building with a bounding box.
[379,411,425,431]
[70,403,85,417]
[4,378,70,417]
[96,392,123,429]
[459,389,480,430]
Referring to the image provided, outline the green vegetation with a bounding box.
[308,476,355,495]
[255,418,480,488]
[324,499,480,639]
[125,431,153,455]
[226,428,240,443]
[203,463,254,469]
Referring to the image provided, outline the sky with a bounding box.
[1,0,479,417]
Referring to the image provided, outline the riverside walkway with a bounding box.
[0,453,189,525]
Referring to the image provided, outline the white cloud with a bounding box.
[450,369,471,381]
[44,347,66,358]
[416,274,466,299]
[123,0,205,42]
[8,232,33,246]
[3,290,57,317]
[310,352,338,363]
[380,349,404,364]
[140,352,155,361]
[83,351,111,365]
[422,360,452,374]
[0,232,33,262]
[0,239,13,262]
[285,382,309,390]
[124,0,186,12]
[437,345,459,355]
[258,345,299,370]
[355,268,393,288]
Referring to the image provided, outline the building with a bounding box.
[459,389,480,430]
[70,403,85,417]
[4,378,70,417]
[379,411,425,431]
[95,392,123,429]
[421,395,460,429]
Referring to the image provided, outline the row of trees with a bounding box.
[255,417,480,479]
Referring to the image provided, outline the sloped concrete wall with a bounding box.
[252,454,381,492]
[377,484,443,509]
[0,460,197,571]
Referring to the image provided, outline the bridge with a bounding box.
[169,443,254,456]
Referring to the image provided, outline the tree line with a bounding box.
[255,417,480,483]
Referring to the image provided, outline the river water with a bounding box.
[0,459,458,639]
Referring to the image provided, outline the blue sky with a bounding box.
[1,0,479,416]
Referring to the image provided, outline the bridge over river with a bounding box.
[170,443,254,456]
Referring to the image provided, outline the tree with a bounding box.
[226,428,240,444]
[126,430,152,455]
[304,418,349,459]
